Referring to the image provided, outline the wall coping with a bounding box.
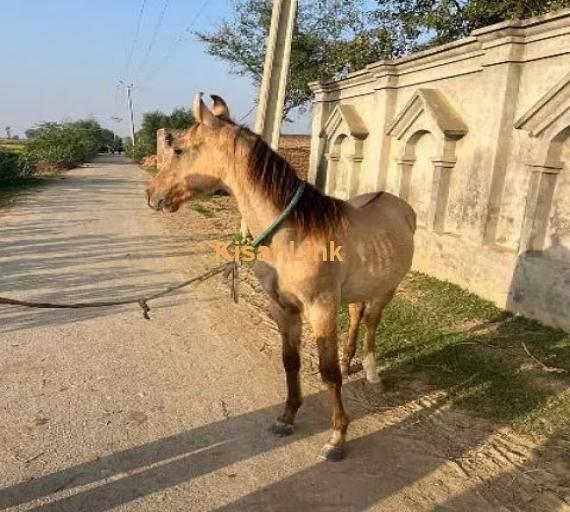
[309,7,570,97]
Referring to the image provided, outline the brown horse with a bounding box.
[146,93,416,460]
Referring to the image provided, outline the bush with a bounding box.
[0,151,38,181]
[0,152,23,181]
[24,119,118,171]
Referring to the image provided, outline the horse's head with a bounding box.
[146,93,232,212]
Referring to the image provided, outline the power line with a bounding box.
[138,0,209,84]
[132,0,171,81]
[238,102,257,124]
[123,0,148,79]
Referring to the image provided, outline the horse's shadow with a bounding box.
[0,379,470,512]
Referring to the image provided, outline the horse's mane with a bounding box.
[237,126,346,238]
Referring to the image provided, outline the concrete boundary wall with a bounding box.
[309,9,570,331]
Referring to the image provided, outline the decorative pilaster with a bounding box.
[324,153,340,196]
[396,158,415,202]
[428,159,456,232]
[520,161,563,252]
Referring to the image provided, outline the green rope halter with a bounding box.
[250,180,306,249]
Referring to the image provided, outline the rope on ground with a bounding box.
[0,262,239,320]
[521,341,567,374]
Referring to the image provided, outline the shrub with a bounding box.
[24,119,117,171]
[0,150,37,181]
[0,152,22,180]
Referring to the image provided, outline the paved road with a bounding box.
[0,157,546,511]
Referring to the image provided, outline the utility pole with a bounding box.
[255,0,298,149]
[240,0,298,237]
[126,83,136,144]
[240,0,298,238]
[120,81,136,144]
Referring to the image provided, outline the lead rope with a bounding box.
[0,182,306,319]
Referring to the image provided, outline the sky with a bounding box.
[0,0,312,138]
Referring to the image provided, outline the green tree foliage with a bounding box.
[127,107,195,162]
[373,0,570,52]
[197,0,386,115]
[197,0,569,114]
[19,119,118,175]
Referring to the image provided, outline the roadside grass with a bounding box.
[0,178,46,209]
[144,166,159,176]
[191,202,215,217]
[340,273,570,438]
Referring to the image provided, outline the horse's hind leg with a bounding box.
[269,299,303,437]
[362,289,395,384]
[340,302,365,378]
[306,296,348,461]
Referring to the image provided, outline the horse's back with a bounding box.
[348,191,416,234]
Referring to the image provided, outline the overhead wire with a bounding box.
[132,0,171,81]
[138,0,209,84]
[123,0,148,79]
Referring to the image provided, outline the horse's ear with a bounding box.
[193,92,218,127]
[211,95,231,121]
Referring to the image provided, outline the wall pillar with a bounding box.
[156,129,166,170]
[473,27,525,244]
[520,161,563,252]
[396,158,415,201]
[428,159,456,232]
[308,94,331,190]
[324,153,340,195]
[348,154,364,198]
[368,62,398,190]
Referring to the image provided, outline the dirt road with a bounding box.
[0,157,566,511]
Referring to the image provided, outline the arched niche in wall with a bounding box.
[321,104,368,199]
[515,71,570,255]
[386,89,468,232]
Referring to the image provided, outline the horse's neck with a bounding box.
[224,165,281,240]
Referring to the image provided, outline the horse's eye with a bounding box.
[174,148,183,155]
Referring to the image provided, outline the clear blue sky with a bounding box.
[0,0,311,138]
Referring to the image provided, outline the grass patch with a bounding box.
[191,202,215,217]
[0,178,46,209]
[144,167,159,176]
[340,273,570,437]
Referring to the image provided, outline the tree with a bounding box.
[197,0,386,116]
[197,0,569,114]
[127,107,195,161]
[371,0,570,52]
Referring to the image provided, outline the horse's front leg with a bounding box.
[268,298,303,436]
[306,296,349,461]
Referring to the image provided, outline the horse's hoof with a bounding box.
[340,363,350,378]
[320,443,345,461]
[270,421,294,437]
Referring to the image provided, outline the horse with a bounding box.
[146,93,416,461]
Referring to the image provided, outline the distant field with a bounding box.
[0,142,26,154]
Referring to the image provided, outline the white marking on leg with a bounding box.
[362,353,380,383]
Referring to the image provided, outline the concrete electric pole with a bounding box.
[119,81,136,144]
[255,0,298,149]
[240,0,298,237]
[125,83,136,144]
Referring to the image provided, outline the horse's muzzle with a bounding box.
[145,189,179,212]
